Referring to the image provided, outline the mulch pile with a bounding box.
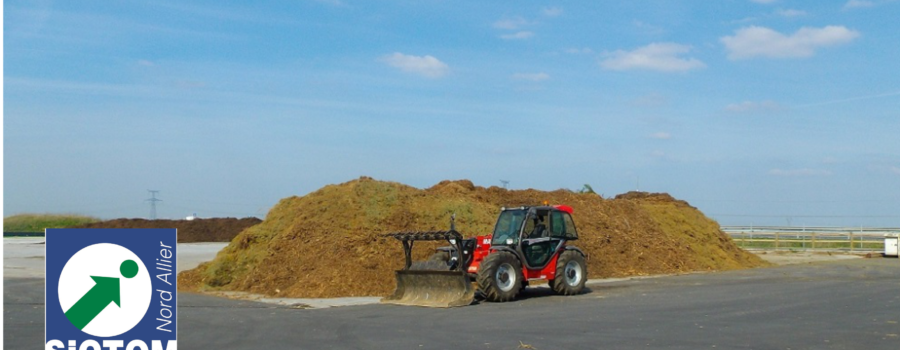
[178,177,766,298]
[72,217,261,243]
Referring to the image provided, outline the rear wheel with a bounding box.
[551,250,586,295]
[477,251,523,302]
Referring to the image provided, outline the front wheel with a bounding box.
[476,251,523,302]
[550,250,586,295]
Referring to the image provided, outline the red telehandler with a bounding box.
[382,204,587,307]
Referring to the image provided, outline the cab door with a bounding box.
[521,209,562,268]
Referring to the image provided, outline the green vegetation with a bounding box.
[3,214,100,233]
[576,184,597,195]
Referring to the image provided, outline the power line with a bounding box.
[145,190,162,220]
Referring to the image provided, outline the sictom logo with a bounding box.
[45,229,177,350]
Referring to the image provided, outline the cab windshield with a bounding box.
[491,209,526,245]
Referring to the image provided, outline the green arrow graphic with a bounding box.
[64,276,120,330]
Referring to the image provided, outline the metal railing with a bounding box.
[722,226,900,251]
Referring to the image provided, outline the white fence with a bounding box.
[721,226,900,251]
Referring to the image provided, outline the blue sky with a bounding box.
[4,0,900,226]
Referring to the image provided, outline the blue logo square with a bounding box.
[45,229,177,349]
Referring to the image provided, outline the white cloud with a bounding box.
[493,17,530,30]
[775,8,807,17]
[633,20,665,35]
[564,47,593,54]
[500,31,534,40]
[725,100,783,113]
[380,53,449,78]
[844,0,875,9]
[600,43,705,72]
[721,25,859,60]
[313,0,346,7]
[768,168,832,176]
[650,132,671,139]
[543,7,563,17]
[650,150,667,158]
[175,80,206,89]
[511,72,550,82]
[137,59,155,67]
[631,93,668,107]
[731,16,758,24]
[795,90,900,107]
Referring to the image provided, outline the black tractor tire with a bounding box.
[476,251,523,302]
[410,251,452,270]
[551,250,587,295]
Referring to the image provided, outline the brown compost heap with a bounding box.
[178,177,766,298]
[73,217,261,243]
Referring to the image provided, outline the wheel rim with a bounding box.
[564,260,582,287]
[496,263,516,292]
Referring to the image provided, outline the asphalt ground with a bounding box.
[6,258,899,350]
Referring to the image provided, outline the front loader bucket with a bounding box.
[381,270,475,308]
